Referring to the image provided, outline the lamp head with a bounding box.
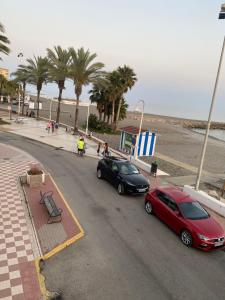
[219,3,225,19]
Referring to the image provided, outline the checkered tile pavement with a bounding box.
[0,146,42,299]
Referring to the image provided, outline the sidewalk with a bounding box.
[0,143,42,300]
[0,116,98,158]
[22,174,83,257]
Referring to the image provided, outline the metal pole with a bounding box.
[86,103,90,135]
[195,36,225,190]
[18,93,21,115]
[7,95,11,120]
[49,97,53,120]
[135,100,145,159]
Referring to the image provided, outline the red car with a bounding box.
[145,186,225,251]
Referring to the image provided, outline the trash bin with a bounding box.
[151,162,158,177]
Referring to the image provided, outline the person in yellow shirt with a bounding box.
[77,136,85,156]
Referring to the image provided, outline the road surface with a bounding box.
[1,132,225,300]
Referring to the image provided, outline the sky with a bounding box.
[1,0,225,121]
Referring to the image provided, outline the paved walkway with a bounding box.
[23,174,83,256]
[0,144,42,300]
[0,116,98,157]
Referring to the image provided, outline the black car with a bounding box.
[97,157,150,195]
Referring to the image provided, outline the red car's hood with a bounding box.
[186,217,224,238]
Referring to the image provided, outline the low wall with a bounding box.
[183,185,225,217]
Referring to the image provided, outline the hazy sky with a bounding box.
[1,0,225,121]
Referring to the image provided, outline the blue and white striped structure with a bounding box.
[137,131,156,157]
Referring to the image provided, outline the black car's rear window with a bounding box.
[179,201,209,220]
[119,163,139,175]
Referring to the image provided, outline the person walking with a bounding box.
[97,142,101,156]
[77,136,85,156]
[51,120,55,133]
[102,142,109,157]
[46,121,51,134]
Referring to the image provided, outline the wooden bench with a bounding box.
[40,191,62,224]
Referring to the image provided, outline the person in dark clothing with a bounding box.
[102,142,109,157]
[97,143,101,156]
[51,121,55,133]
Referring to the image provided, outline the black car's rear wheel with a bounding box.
[117,183,125,195]
[145,201,153,214]
[180,230,193,247]
[97,169,103,179]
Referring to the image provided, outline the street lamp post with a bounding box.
[18,92,21,115]
[49,97,53,120]
[135,100,145,159]
[195,5,225,190]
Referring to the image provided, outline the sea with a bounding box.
[193,129,225,142]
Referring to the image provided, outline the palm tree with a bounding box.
[106,70,123,129]
[115,65,137,130]
[24,56,49,119]
[4,80,20,119]
[11,66,30,115]
[0,22,10,60]
[47,46,71,123]
[0,74,8,97]
[89,85,107,121]
[69,47,104,131]
[89,76,109,121]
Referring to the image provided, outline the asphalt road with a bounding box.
[1,132,225,300]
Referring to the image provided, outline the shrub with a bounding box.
[86,114,114,133]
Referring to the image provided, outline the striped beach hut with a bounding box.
[119,126,156,157]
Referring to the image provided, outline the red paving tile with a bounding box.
[20,261,41,300]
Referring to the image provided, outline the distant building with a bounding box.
[0,68,9,79]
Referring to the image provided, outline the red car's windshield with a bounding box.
[179,201,209,220]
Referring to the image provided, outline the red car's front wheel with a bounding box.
[180,230,193,247]
[145,201,153,214]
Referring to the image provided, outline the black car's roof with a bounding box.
[104,156,129,163]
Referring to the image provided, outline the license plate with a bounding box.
[138,188,146,192]
[214,241,224,247]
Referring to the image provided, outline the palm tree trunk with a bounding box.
[0,81,3,97]
[115,97,122,131]
[111,99,115,126]
[22,82,26,116]
[36,89,40,120]
[56,88,63,123]
[99,107,103,121]
[74,95,80,131]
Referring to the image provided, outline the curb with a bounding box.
[35,258,48,300]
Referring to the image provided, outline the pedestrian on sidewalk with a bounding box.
[51,120,55,133]
[55,122,59,133]
[46,121,51,133]
[97,142,101,156]
[102,142,110,157]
